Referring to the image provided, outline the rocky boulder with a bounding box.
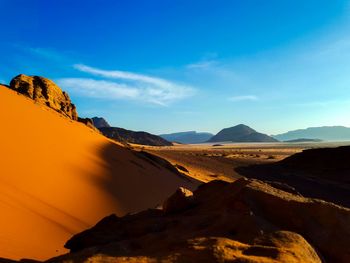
[9,74,78,120]
[46,178,350,263]
[162,187,193,213]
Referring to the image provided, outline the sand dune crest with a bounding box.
[0,87,198,260]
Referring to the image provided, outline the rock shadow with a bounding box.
[235,146,350,208]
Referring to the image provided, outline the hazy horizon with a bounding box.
[1,0,350,135]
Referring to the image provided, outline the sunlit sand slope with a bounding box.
[0,87,198,261]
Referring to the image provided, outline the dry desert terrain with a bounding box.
[142,141,350,183]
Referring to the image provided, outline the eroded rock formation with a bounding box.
[47,178,350,263]
[9,74,78,120]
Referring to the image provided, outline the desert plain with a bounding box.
[142,141,350,183]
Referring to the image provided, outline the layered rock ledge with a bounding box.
[47,178,350,263]
[9,74,78,120]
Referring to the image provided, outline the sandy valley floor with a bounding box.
[143,141,350,183]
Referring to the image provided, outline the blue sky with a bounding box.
[1,0,350,135]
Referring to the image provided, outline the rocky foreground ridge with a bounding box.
[44,178,349,263]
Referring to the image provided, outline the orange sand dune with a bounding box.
[0,87,199,261]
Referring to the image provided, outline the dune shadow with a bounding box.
[91,141,201,215]
[49,142,204,261]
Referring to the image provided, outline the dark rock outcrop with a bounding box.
[162,187,193,214]
[77,117,101,132]
[77,117,94,127]
[46,178,350,263]
[237,146,350,207]
[100,127,173,146]
[9,74,78,120]
[208,124,278,143]
[278,146,350,184]
[92,117,111,128]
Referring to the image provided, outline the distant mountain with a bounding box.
[159,131,214,144]
[273,126,350,141]
[284,138,322,143]
[99,127,172,146]
[208,124,278,143]
[92,117,111,128]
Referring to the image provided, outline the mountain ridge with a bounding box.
[99,127,173,146]
[208,124,278,143]
[273,126,350,141]
[92,117,111,128]
[160,131,214,144]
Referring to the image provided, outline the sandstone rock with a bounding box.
[265,181,301,196]
[162,187,193,213]
[243,180,350,262]
[53,234,321,263]
[9,74,78,120]
[44,177,350,262]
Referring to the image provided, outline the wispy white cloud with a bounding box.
[228,95,258,102]
[75,64,168,86]
[57,64,195,106]
[56,78,140,99]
